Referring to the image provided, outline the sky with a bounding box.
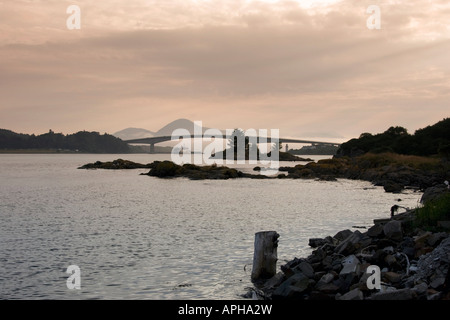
[0,0,449,142]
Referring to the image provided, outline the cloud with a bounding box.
[0,0,449,138]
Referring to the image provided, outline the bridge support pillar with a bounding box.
[149,143,155,154]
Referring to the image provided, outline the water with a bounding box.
[0,154,422,300]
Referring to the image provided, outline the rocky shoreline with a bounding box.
[247,187,450,300]
[78,154,450,193]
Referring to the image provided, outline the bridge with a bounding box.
[125,134,341,153]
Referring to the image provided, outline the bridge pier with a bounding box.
[149,143,155,154]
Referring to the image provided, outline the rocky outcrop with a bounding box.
[78,159,154,169]
[283,155,450,193]
[255,210,450,300]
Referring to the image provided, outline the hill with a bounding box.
[0,129,130,153]
[113,128,155,140]
[336,118,450,158]
[154,118,213,136]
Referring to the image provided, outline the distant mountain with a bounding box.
[113,128,155,140]
[155,118,212,136]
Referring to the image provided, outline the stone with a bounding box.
[420,184,450,204]
[336,273,359,293]
[383,271,402,284]
[383,182,404,193]
[262,272,285,291]
[309,238,327,248]
[340,255,361,275]
[367,223,384,238]
[430,276,446,289]
[336,288,364,300]
[294,261,315,279]
[414,232,432,249]
[384,254,402,270]
[335,230,363,255]
[317,273,335,286]
[383,220,403,241]
[412,282,428,296]
[427,232,447,247]
[333,229,353,242]
[272,273,311,300]
[369,288,415,300]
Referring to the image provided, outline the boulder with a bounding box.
[340,255,361,275]
[335,230,364,255]
[420,184,450,204]
[367,223,384,238]
[294,261,315,279]
[383,181,404,193]
[383,271,402,284]
[272,273,311,300]
[333,229,353,242]
[383,220,403,241]
[308,237,333,248]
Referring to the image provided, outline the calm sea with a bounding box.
[0,154,422,299]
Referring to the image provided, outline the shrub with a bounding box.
[414,193,450,230]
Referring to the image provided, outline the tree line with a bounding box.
[0,129,130,153]
[337,118,450,158]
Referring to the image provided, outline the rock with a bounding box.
[414,232,433,249]
[333,229,353,242]
[340,255,361,275]
[308,237,333,248]
[317,273,336,286]
[383,271,402,284]
[384,254,402,270]
[430,276,446,289]
[369,288,415,300]
[262,272,286,291]
[412,282,428,296]
[336,288,364,300]
[307,248,327,264]
[294,261,315,279]
[415,237,450,282]
[420,184,450,204]
[335,230,363,255]
[272,273,311,300]
[383,181,404,193]
[428,232,448,247]
[367,223,384,238]
[336,273,359,293]
[383,220,403,241]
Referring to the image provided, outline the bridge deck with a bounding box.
[125,135,340,147]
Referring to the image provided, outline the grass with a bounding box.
[358,152,441,169]
[414,193,450,230]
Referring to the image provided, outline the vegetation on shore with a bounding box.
[415,193,450,230]
[0,129,130,153]
[337,117,450,158]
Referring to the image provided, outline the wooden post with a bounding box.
[251,231,279,282]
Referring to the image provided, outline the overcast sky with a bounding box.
[1,0,449,141]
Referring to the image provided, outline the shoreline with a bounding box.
[247,187,450,300]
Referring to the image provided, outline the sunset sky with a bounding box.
[1,0,449,142]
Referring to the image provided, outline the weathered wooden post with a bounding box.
[251,231,279,282]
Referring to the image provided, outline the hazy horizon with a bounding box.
[1,1,449,141]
